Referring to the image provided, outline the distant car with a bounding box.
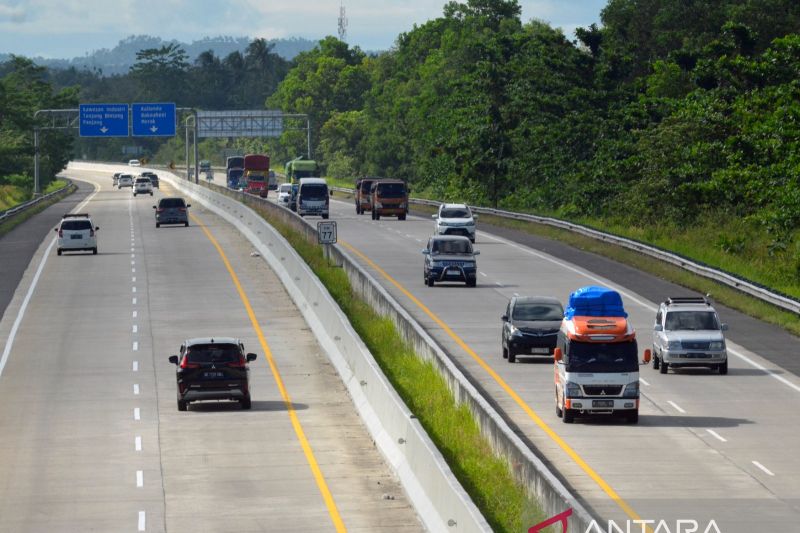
[501,296,564,363]
[422,235,479,287]
[112,172,122,186]
[277,182,292,204]
[433,203,478,243]
[55,213,98,256]
[128,159,141,167]
[268,170,278,190]
[288,183,299,211]
[140,171,159,188]
[154,197,190,227]
[118,174,134,188]
[652,296,729,375]
[168,337,257,411]
[133,177,153,196]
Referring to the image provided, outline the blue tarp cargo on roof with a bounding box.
[564,286,627,319]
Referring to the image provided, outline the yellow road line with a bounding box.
[340,239,645,525]
[192,212,347,533]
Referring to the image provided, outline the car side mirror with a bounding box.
[473,250,480,256]
[169,355,179,365]
[152,206,157,209]
[422,249,430,255]
[642,349,652,364]
[246,353,257,362]
[654,324,663,332]
[473,214,479,220]
[501,314,508,322]
[721,323,729,331]
[431,214,437,219]
[329,190,334,196]
[554,347,563,362]
[95,226,99,231]
[54,228,58,232]
[187,204,191,208]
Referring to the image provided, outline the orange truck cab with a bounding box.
[370,178,408,221]
[554,286,650,424]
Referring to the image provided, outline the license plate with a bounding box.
[446,271,461,276]
[592,400,614,408]
[70,234,82,239]
[203,371,224,378]
[530,347,550,354]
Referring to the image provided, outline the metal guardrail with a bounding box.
[330,186,800,315]
[0,180,75,224]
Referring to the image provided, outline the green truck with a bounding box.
[285,158,320,183]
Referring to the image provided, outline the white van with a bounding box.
[296,178,329,219]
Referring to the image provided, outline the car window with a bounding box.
[440,208,471,218]
[159,198,186,208]
[135,178,150,183]
[376,182,405,197]
[435,240,471,254]
[664,311,719,331]
[361,181,374,193]
[61,220,92,230]
[512,303,564,321]
[300,184,327,199]
[185,344,241,364]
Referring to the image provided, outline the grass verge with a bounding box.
[0,179,74,239]
[215,187,549,532]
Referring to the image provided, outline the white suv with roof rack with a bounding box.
[652,296,729,375]
[55,213,99,256]
[433,203,478,243]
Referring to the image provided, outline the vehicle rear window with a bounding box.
[360,181,374,193]
[61,220,92,230]
[135,178,150,183]
[185,344,241,364]
[377,182,406,197]
[279,184,292,193]
[159,198,186,208]
[300,183,328,199]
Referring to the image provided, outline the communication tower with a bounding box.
[338,2,348,42]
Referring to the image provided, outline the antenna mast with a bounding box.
[338,2,348,42]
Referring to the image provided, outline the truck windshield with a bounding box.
[665,311,719,331]
[301,184,328,200]
[294,170,316,179]
[247,175,265,182]
[566,340,638,373]
[377,183,406,198]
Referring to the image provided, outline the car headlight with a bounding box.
[566,382,582,398]
[438,220,450,226]
[667,340,682,350]
[461,261,475,268]
[430,261,443,268]
[509,325,523,337]
[466,220,475,226]
[623,382,639,398]
[709,341,725,350]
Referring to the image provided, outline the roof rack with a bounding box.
[665,296,710,306]
[62,213,90,219]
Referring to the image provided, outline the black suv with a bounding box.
[168,337,257,411]
[422,235,479,287]
[154,197,190,227]
[501,296,564,363]
[141,171,159,188]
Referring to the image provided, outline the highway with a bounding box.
[305,190,800,531]
[0,169,423,532]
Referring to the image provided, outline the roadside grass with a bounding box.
[221,190,548,533]
[0,179,74,239]
[0,184,29,211]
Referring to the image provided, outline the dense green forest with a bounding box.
[2,0,799,292]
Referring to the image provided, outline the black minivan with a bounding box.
[169,337,257,411]
[154,197,190,227]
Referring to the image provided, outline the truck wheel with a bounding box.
[719,361,728,375]
[375,212,380,220]
[555,392,563,418]
[626,411,639,424]
[398,214,406,221]
[652,353,660,370]
[467,279,476,287]
[563,407,575,424]
[322,214,329,219]
[57,248,62,256]
[502,346,508,359]
[426,277,434,287]
[659,360,668,374]
[156,223,160,228]
[177,399,188,412]
[508,350,516,363]
[92,247,97,255]
[240,396,252,410]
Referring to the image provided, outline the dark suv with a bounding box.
[141,171,159,188]
[154,197,190,227]
[168,337,257,411]
[422,235,479,287]
[501,296,564,363]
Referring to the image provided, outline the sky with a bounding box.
[0,0,608,59]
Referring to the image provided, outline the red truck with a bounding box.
[243,154,270,197]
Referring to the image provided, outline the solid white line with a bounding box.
[752,461,775,476]
[639,378,650,386]
[135,436,142,451]
[727,347,800,393]
[133,384,140,395]
[132,361,139,372]
[667,400,686,414]
[706,429,727,443]
[132,325,138,333]
[133,341,138,351]
[134,407,141,420]
[136,470,143,488]
[132,297,137,305]
[132,310,137,318]
[0,181,100,379]
[138,511,146,532]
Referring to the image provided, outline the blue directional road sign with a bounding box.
[132,103,176,137]
[79,104,129,137]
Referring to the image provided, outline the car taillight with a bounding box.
[58,229,63,238]
[178,208,186,212]
[227,357,246,368]
[157,208,164,213]
[180,358,200,369]
[89,228,95,237]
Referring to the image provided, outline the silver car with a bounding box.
[118,174,134,189]
[154,197,190,227]
[652,296,729,375]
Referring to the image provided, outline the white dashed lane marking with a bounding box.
[752,461,775,476]
[136,470,143,488]
[667,400,686,414]
[706,429,727,443]
[133,408,140,421]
